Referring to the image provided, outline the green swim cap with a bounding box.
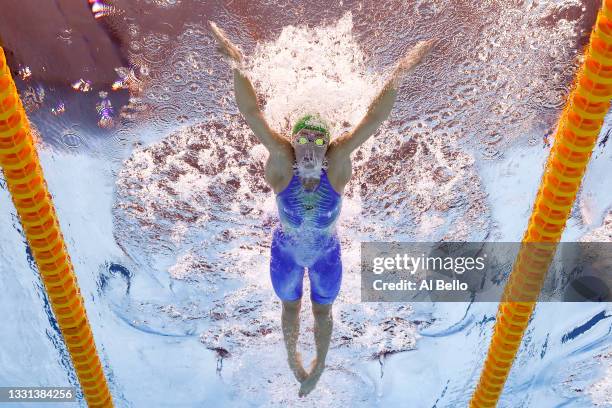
[292,114,330,137]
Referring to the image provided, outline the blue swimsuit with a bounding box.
[270,167,343,304]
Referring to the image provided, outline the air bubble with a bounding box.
[172,73,184,83]
[57,29,72,45]
[60,127,83,148]
[130,41,142,52]
[187,82,200,94]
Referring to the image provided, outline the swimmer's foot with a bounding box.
[298,358,325,397]
[288,351,309,383]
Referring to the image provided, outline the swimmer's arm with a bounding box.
[233,68,292,154]
[330,80,399,155]
[329,39,435,155]
[209,20,291,154]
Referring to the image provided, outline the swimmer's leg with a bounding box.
[299,240,342,397]
[270,235,308,383]
[282,299,308,383]
[299,301,333,397]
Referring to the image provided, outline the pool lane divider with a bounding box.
[0,47,114,407]
[470,1,612,407]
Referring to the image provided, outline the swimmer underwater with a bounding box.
[209,21,434,397]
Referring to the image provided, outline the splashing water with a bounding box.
[295,162,324,182]
[245,13,386,137]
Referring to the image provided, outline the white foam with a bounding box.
[245,12,385,138]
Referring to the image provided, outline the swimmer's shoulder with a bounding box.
[325,144,351,195]
[265,148,294,194]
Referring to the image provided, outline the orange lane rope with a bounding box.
[0,47,114,407]
[469,2,612,407]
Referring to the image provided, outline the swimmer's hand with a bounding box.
[209,21,244,66]
[328,39,435,156]
[391,38,435,86]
